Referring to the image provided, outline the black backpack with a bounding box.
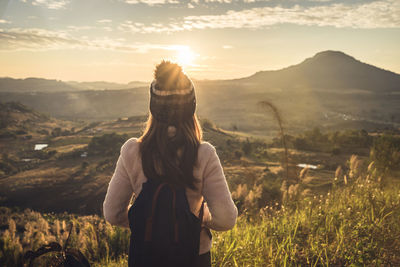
[128,178,205,267]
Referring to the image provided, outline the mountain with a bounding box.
[241,51,400,93]
[0,77,79,92]
[0,51,399,134]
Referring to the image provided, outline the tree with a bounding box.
[370,135,400,173]
[241,138,252,156]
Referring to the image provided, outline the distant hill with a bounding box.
[66,80,147,90]
[1,51,399,134]
[240,51,400,93]
[0,77,79,92]
[0,88,149,120]
[0,101,64,140]
[0,77,147,92]
[0,102,48,128]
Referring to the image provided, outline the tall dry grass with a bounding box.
[2,156,399,266]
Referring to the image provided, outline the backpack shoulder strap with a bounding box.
[144,182,178,242]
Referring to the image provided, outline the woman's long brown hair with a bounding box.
[138,113,203,190]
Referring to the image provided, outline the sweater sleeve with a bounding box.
[103,140,135,228]
[202,144,238,231]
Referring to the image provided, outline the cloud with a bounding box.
[67,26,93,31]
[123,0,179,6]
[184,0,400,29]
[307,0,332,2]
[102,26,113,32]
[97,19,113,24]
[118,20,187,34]
[23,0,70,9]
[203,0,274,3]
[204,0,233,3]
[118,0,400,33]
[0,19,11,24]
[0,28,83,51]
[123,0,329,5]
[0,28,190,53]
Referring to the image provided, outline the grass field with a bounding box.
[2,158,400,266]
[1,102,400,266]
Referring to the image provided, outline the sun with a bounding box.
[176,46,195,68]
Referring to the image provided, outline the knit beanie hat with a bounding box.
[149,61,196,124]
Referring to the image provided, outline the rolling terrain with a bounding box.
[1,102,400,266]
[1,98,400,265]
[0,102,382,216]
[0,51,399,137]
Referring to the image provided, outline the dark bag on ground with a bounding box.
[128,178,205,267]
[24,223,90,267]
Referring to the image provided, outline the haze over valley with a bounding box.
[1,50,399,137]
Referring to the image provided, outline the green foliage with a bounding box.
[370,134,400,173]
[2,125,400,266]
[81,161,89,169]
[88,133,128,156]
[1,154,400,266]
[0,207,130,266]
[37,129,49,135]
[216,136,270,163]
[200,118,215,130]
[0,130,17,139]
[233,150,242,159]
[51,127,62,137]
[33,167,398,267]
[241,138,252,156]
[0,153,18,175]
[231,168,281,214]
[51,127,72,137]
[212,175,400,266]
[290,129,373,154]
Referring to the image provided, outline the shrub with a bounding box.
[234,150,242,159]
[37,129,49,135]
[51,128,62,137]
[88,133,128,156]
[370,134,400,173]
[241,138,252,156]
[200,118,215,130]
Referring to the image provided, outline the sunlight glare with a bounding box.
[176,46,195,68]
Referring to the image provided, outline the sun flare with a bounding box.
[176,46,195,68]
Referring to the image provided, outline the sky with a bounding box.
[0,0,399,83]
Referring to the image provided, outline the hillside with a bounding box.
[242,50,400,93]
[0,77,147,93]
[2,147,400,266]
[0,77,78,92]
[0,103,246,214]
[1,103,400,266]
[0,51,399,135]
[1,101,396,216]
[66,80,147,91]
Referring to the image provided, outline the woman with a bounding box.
[103,61,238,266]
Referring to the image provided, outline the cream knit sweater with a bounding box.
[103,138,238,254]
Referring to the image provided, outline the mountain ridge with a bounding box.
[1,50,399,93]
[243,50,400,93]
[0,77,79,93]
[0,77,148,93]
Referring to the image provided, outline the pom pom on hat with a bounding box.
[150,61,196,124]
